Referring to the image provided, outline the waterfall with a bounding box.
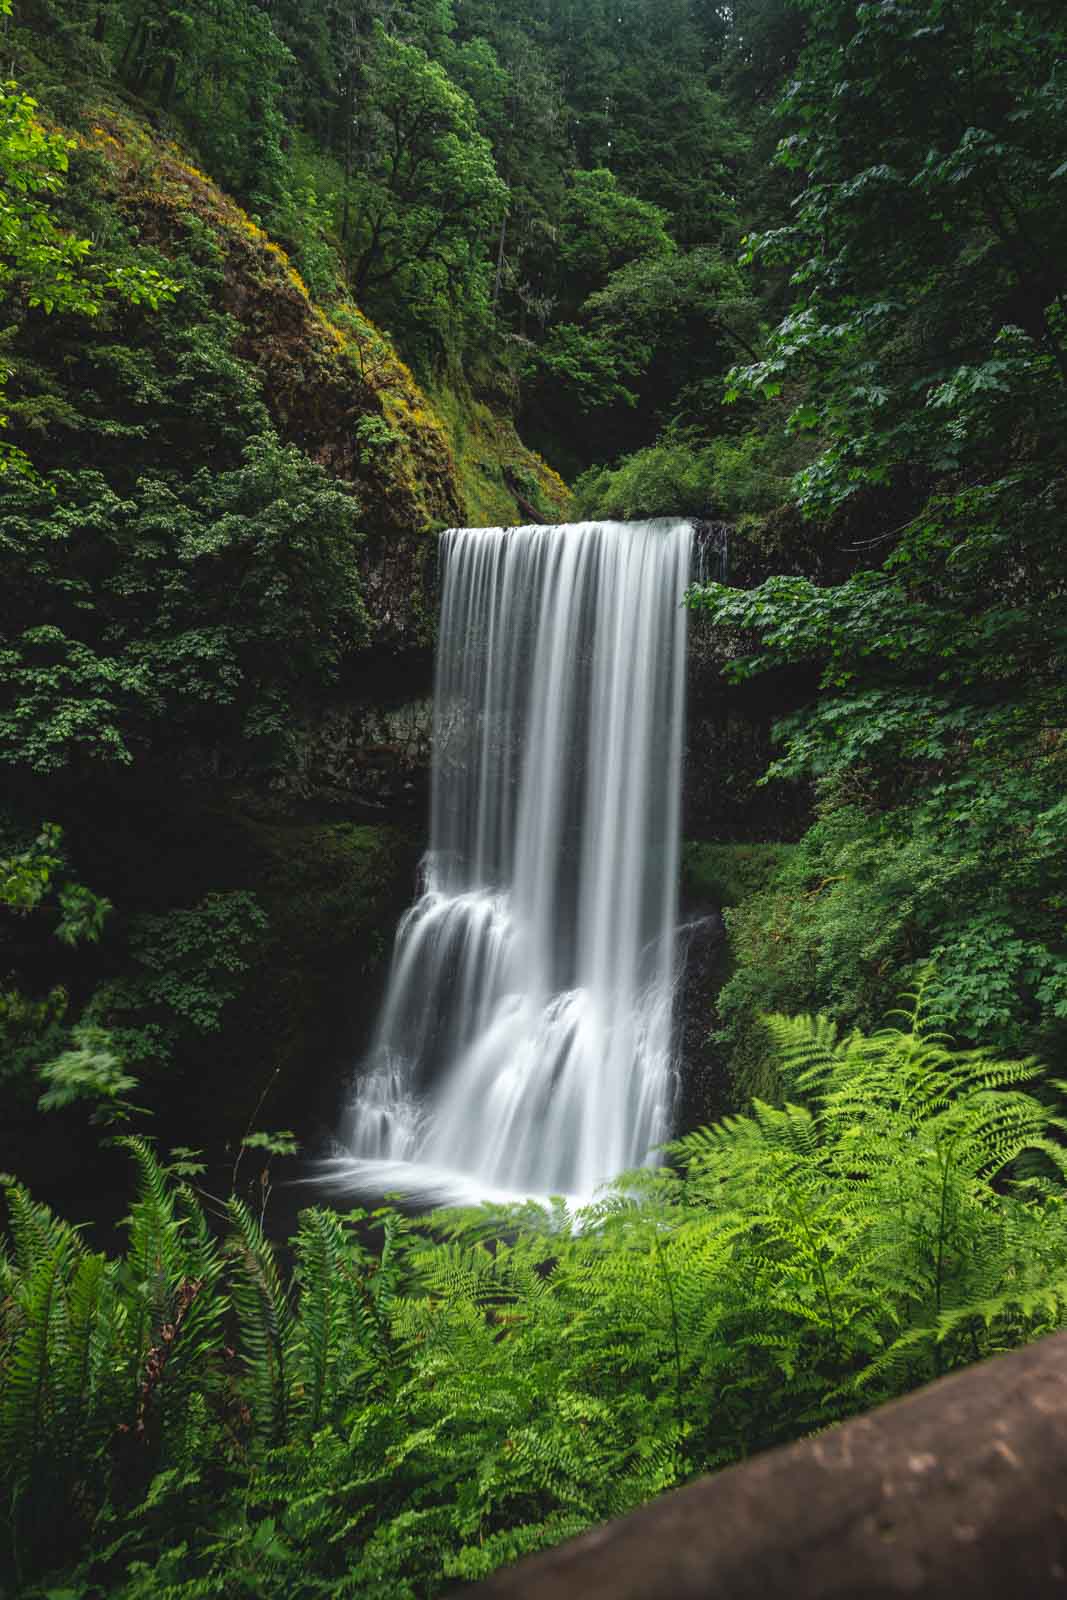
[331,518,692,1204]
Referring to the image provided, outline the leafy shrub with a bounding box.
[716,755,1067,1104]
[0,822,114,1103]
[0,429,367,775]
[573,425,812,521]
[85,891,271,1085]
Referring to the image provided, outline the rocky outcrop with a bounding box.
[279,682,435,816]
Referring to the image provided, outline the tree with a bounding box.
[730,0,1067,512]
[445,13,569,323]
[112,0,293,203]
[583,246,761,413]
[342,24,506,354]
[518,168,679,463]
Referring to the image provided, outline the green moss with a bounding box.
[677,841,798,1123]
[429,375,572,527]
[682,841,795,909]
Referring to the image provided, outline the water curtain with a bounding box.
[339,518,692,1200]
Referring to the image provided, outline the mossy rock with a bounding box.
[676,840,796,1132]
[429,374,572,530]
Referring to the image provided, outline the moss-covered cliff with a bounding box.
[19,95,569,648]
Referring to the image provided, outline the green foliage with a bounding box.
[0,1138,226,1582]
[354,411,402,466]
[556,168,675,294]
[0,80,98,321]
[730,0,1067,514]
[240,1130,299,1159]
[685,0,1067,1070]
[524,223,768,473]
[124,891,268,1033]
[690,487,1067,1066]
[340,24,507,359]
[0,821,118,1106]
[526,321,644,413]
[691,472,1066,786]
[715,756,1067,1105]
[0,128,370,774]
[663,996,1067,1416]
[225,1195,294,1446]
[4,0,778,463]
[86,891,271,1090]
[1,822,110,937]
[105,0,294,203]
[0,983,68,1100]
[1,424,368,774]
[0,47,178,477]
[574,423,811,520]
[3,1007,1066,1593]
[578,247,763,428]
[37,1023,139,1119]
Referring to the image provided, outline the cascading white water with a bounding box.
[332,518,692,1204]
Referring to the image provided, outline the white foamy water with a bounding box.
[328,519,692,1205]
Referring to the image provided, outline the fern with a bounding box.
[0,1229,71,1465]
[290,1206,358,1435]
[55,1250,112,1460]
[117,1137,189,1407]
[4,1002,1067,1598]
[225,1196,293,1446]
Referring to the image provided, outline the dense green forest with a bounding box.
[2,0,1066,1591]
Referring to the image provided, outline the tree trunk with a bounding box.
[492,210,508,310]
[159,52,178,110]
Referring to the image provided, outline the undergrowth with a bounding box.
[3,991,1067,1596]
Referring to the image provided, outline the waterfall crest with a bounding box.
[334,518,692,1203]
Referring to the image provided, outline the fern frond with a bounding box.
[2,1176,83,1279]
[0,1233,72,1466]
[225,1196,293,1446]
[291,1206,352,1434]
